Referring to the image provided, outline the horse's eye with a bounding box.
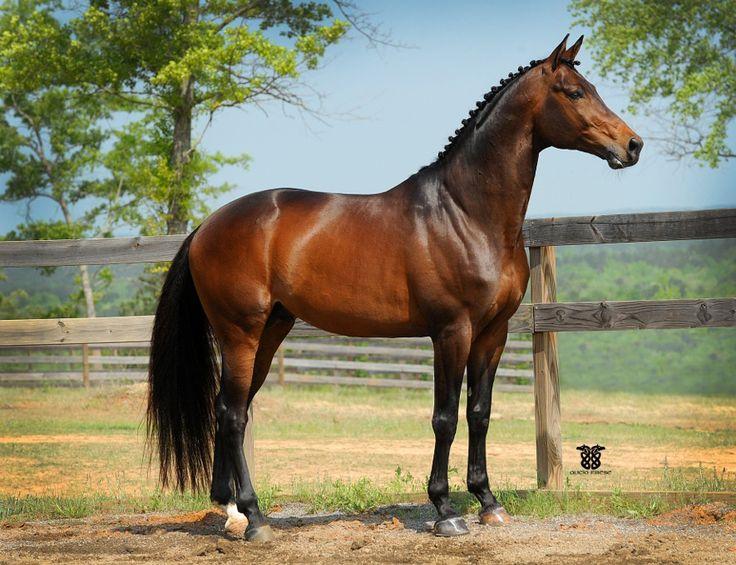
[567,89,584,100]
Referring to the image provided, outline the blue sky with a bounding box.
[2,0,734,232]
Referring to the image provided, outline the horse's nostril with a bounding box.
[628,137,643,156]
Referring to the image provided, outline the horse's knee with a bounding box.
[432,411,458,439]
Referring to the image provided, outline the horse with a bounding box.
[147,34,642,541]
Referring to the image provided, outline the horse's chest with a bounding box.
[455,246,527,312]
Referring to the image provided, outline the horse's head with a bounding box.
[533,35,643,169]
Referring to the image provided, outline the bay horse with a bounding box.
[147,34,642,541]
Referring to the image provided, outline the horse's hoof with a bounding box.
[245,524,275,543]
[433,516,470,537]
[479,506,511,526]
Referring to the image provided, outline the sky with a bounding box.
[1,0,734,232]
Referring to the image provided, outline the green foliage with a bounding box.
[104,114,248,236]
[570,0,736,167]
[0,0,362,311]
[0,78,122,316]
[0,0,351,234]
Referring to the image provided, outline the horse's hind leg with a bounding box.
[211,306,295,530]
[247,304,295,404]
[216,326,274,542]
[466,322,511,526]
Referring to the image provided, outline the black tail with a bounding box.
[147,231,218,492]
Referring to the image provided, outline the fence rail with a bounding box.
[1,207,734,491]
[1,208,734,267]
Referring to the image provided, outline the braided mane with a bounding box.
[421,57,580,171]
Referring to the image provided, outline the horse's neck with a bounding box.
[437,114,539,247]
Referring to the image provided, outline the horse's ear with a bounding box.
[563,35,584,61]
[547,34,569,71]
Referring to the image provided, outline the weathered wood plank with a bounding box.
[0,235,187,267]
[0,308,533,347]
[0,355,84,364]
[508,305,533,333]
[0,316,155,346]
[82,343,90,388]
[266,372,533,393]
[0,355,150,365]
[0,371,147,381]
[523,208,736,246]
[281,357,533,378]
[534,298,736,332]
[0,338,533,351]
[530,246,563,490]
[1,297,730,347]
[0,370,532,392]
[1,209,732,268]
[281,342,532,363]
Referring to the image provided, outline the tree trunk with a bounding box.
[78,264,97,318]
[167,80,194,235]
[166,2,198,235]
[59,198,97,318]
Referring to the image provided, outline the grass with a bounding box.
[0,383,734,523]
[3,468,731,524]
[0,490,212,523]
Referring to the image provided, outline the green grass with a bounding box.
[287,466,421,513]
[4,467,731,524]
[0,490,213,523]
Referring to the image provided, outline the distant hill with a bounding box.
[554,240,735,396]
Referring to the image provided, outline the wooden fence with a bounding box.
[0,338,534,392]
[0,207,734,490]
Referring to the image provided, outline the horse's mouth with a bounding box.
[604,149,637,169]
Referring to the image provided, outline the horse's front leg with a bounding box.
[429,322,472,537]
[466,322,511,525]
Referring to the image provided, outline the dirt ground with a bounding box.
[2,503,736,564]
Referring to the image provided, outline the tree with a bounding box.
[0,87,118,317]
[570,0,736,167]
[2,0,356,234]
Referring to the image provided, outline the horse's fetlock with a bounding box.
[467,471,489,495]
[428,480,449,502]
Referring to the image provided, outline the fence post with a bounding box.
[530,245,562,489]
[82,343,90,388]
[277,346,285,386]
[244,405,255,483]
